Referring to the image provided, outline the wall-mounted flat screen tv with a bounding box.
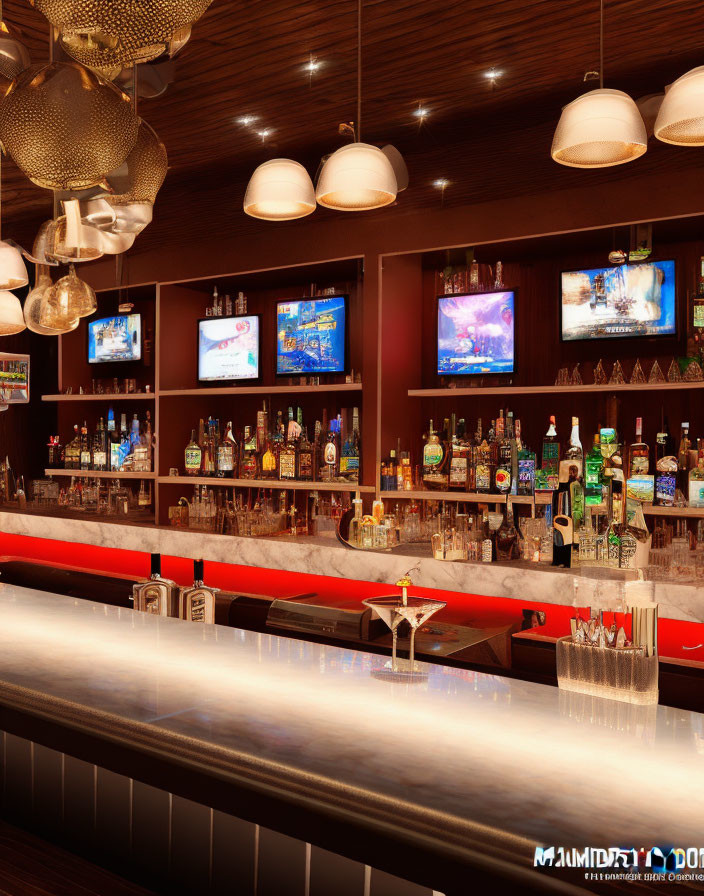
[560,260,676,341]
[88,314,142,363]
[437,291,515,375]
[198,315,260,382]
[276,295,347,374]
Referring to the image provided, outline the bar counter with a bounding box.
[0,582,702,895]
[1,510,703,623]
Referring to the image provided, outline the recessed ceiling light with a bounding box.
[257,129,273,140]
[304,57,323,74]
[238,115,257,127]
[413,106,429,120]
[484,68,502,83]
[433,178,450,189]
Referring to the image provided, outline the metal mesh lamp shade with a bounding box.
[0,242,28,290]
[0,62,139,191]
[244,160,316,221]
[107,120,168,205]
[29,0,213,71]
[551,89,647,168]
[654,66,704,145]
[0,20,30,83]
[0,290,26,335]
[316,143,397,210]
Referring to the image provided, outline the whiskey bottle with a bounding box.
[133,553,179,617]
[541,415,559,490]
[474,439,493,493]
[448,418,469,489]
[298,428,314,481]
[185,429,202,476]
[322,419,340,481]
[217,421,236,477]
[64,424,81,470]
[278,428,297,480]
[628,417,649,477]
[179,559,218,624]
[240,425,258,479]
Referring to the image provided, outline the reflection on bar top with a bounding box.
[0,583,701,852]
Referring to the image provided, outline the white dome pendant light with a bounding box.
[551,0,647,168]
[316,0,398,211]
[654,66,704,146]
[0,289,26,335]
[244,158,315,221]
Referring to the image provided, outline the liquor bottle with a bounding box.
[584,434,604,505]
[240,425,258,478]
[510,414,519,495]
[130,413,141,451]
[256,401,269,453]
[185,429,202,475]
[79,421,91,470]
[133,553,179,617]
[64,424,81,469]
[298,428,314,481]
[655,417,676,506]
[47,435,62,468]
[517,442,536,496]
[107,406,116,436]
[260,439,277,479]
[676,421,691,498]
[578,507,597,566]
[552,487,573,568]
[422,420,448,489]
[92,417,107,472]
[495,415,512,494]
[606,479,624,569]
[118,413,130,470]
[202,417,216,475]
[179,559,219,624]
[689,443,704,507]
[217,421,236,477]
[474,439,493,493]
[323,419,340,481]
[541,416,559,490]
[448,418,469,489]
[278,427,297,480]
[562,416,583,479]
[628,417,649,477]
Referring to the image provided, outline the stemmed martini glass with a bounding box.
[363,569,446,682]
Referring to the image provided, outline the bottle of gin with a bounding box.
[178,559,219,624]
[541,415,559,490]
[185,429,202,475]
[133,553,179,617]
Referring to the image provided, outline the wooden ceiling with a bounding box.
[2,0,704,255]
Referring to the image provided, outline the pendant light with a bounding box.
[315,0,397,211]
[244,159,315,221]
[0,290,26,335]
[654,66,704,145]
[24,266,77,334]
[551,0,646,168]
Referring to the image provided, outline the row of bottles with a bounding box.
[382,410,704,508]
[183,403,360,483]
[49,409,154,473]
[133,555,218,623]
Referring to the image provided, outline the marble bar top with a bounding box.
[0,511,703,624]
[0,582,702,881]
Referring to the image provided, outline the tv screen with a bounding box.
[198,315,260,382]
[561,260,676,341]
[88,314,142,364]
[276,296,346,374]
[437,291,515,376]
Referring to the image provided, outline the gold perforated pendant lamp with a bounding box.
[654,66,704,146]
[28,0,213,72]
[0,61,139,191]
